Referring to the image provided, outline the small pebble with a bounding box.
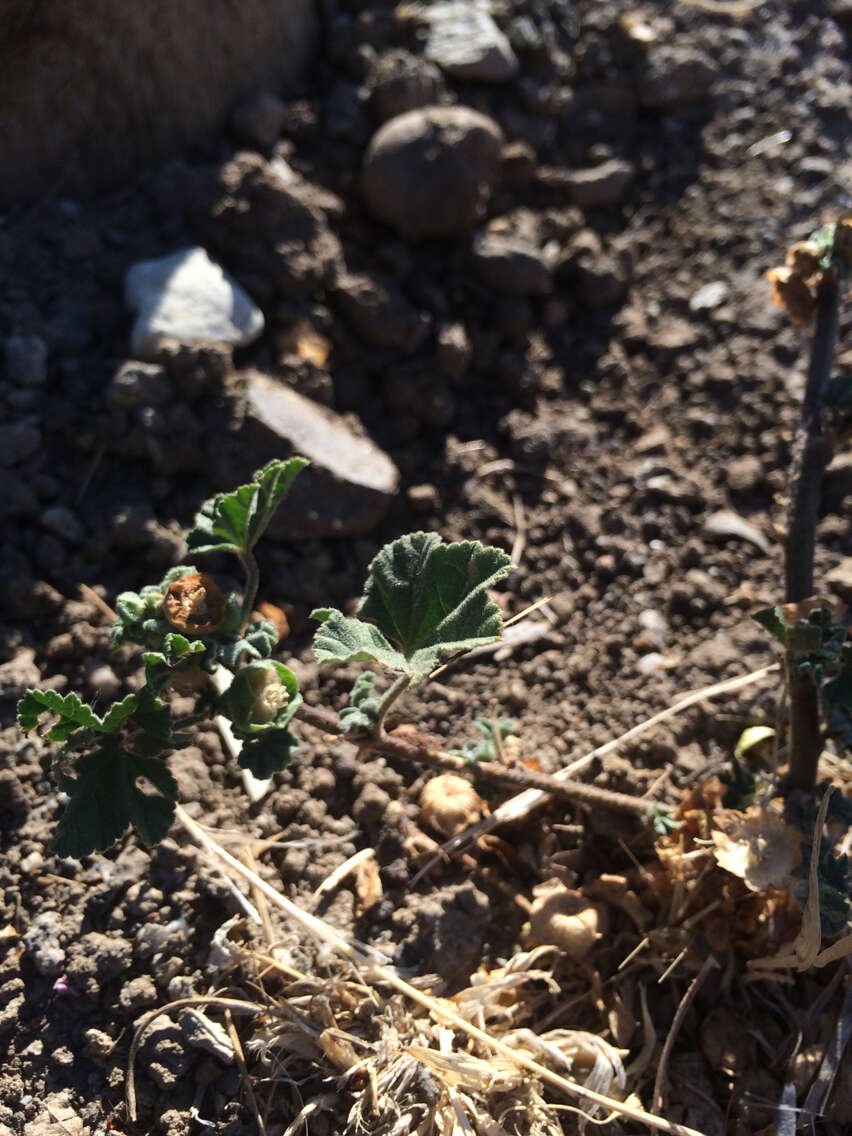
[20,851,44,875]
[637,652,666,675]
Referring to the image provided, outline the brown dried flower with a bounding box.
[164,572,226,634]
[785,240,821,280]
[765,265,816,325]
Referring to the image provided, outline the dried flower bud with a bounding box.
[419,773,486,838]
[765,266,816,326]
[784,241,820,280]
[252,600,290,641]
[164,572,226,634]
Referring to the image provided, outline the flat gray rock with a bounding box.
[179,1009,234,1064]
[217,371,399,539]
[125,247,264,360]
[418,2,518,83]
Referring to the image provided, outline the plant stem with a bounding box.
[240,551,260,628]
[785,276,840,603]
[172,712,211,730]
[785,275,841,793]
[374,673,412,735]
[294,702,654,817]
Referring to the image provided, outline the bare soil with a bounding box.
[2,2,852,1134]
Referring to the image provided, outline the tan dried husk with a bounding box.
[766,265,817,325]
[650,781,804,963]
[712,804,802,892]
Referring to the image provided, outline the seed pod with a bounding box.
[419,773,486,838]
[164,572,226,635]
[525,880,608,961]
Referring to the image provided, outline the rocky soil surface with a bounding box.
[1,1,852,1133]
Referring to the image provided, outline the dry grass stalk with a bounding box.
[749,787,834,971]
[126,996,267,1121]
[311,847,377,905]
[174,805,708,1136]
[651,956,719,1113]
[424,664,779,866]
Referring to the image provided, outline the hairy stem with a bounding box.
[172,712,212,730]
[295,702,654,817]
[240,551,260,629]
[374,673,411,735]
[785,276,840,602]
[785,276,841,793]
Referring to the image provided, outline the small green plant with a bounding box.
[451,717,518,765]
[18,458,515,857]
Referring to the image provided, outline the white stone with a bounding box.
[420,2,518,83]
[637,652,666,675]
[689,280,729,312]
[125,247,264,360]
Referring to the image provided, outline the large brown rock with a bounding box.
[0,0,318,204]
[362,106,503,240]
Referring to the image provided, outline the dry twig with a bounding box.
[652,956,719,1113]
[426,664,779,862]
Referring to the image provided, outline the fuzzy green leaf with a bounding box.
[646,804,681,836]
[312,533,513,682]
[338,672,382,737]
[238,730,298,778]
[18,689,140,743]
[453,717,517,764]
[52,740,178,858]
[752,605,788,646]
[143,635,208,695]
[217,619,279,669]
[186,457,308,556]
[312,609,409,672]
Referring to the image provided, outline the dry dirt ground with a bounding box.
[1,1,852,1134]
